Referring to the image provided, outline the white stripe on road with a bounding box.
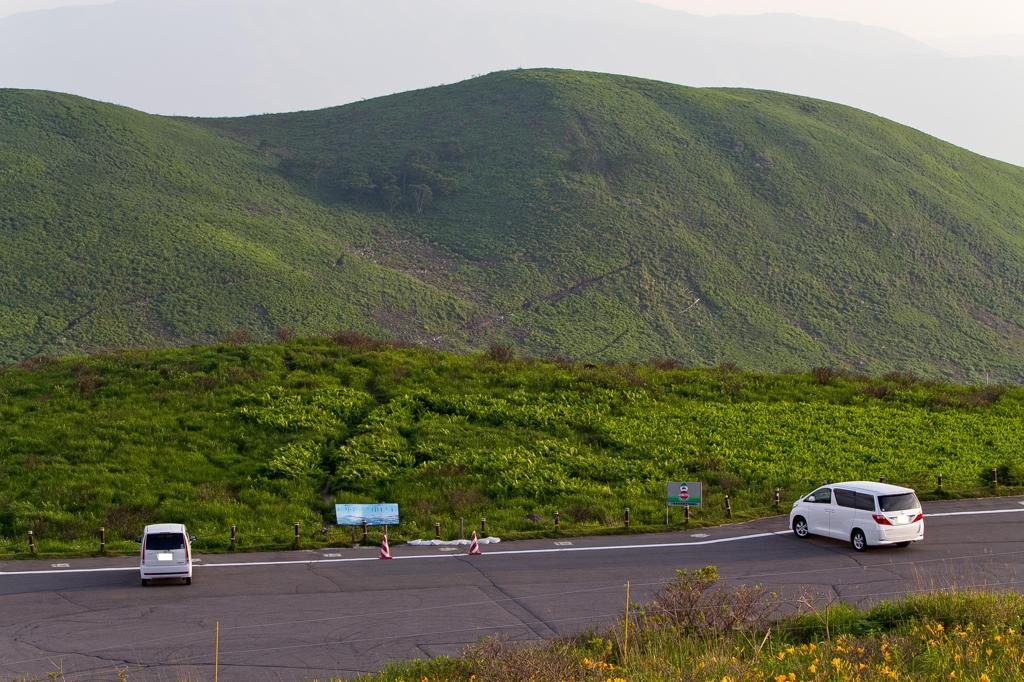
[0,531,787,575]
[925,508,1024,518]
[2,507,1021,577]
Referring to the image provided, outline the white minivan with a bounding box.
[789,481,923,551]
[139,523,194,585]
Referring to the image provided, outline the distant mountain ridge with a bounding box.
[1,70,1023,381]
[0,0,1022,165]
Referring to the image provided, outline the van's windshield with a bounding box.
[878,493,920,512]
[145,533,186,551]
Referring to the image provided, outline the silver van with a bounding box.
[789,481,924,551]
[139,523,194,585]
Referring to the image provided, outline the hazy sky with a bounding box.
[2,0,1022,56]
[646,0,1024,42]
[0,0,110,17]
[2,0,1022,39]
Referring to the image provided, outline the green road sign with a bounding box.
[667,481,702,507]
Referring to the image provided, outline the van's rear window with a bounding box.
[879,493,920,512]
[145,533,185,550]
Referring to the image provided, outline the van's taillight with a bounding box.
[911,513,923,523]
[872,514,892,526]
[185,540,190,562]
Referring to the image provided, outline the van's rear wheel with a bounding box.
[851,529,867,552]
[896,541,911,548]
[792,516,809,538]
[141,578,149,586]
[185,577,192,585]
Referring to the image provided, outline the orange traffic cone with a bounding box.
[467,530,482,556]
[379,533,393,560]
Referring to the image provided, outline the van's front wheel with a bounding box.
[141,578,149,586]
[792,517,809,538]
[851,529,867,552]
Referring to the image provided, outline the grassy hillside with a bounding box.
[0,90,475,361]
[1,338,1021,556]
[3,70,1024,380]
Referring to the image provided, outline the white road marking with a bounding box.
[553,541,573,546]
[3,566,139,575]
[689,533,709,538]
[50,563,70,568]
[322,553,343,558]
[3,507,1022,577]
[926,508,1024,517]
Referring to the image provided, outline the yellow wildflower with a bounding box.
[980,674,991,682]
[775,675,788,682]
[808,664,817,674]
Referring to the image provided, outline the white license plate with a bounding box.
[157,552,173,561]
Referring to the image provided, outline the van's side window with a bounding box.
[806,488,832,503]
[834,489,856,508]
[854,493,876,511]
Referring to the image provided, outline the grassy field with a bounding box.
[1,338,1021,558]
[359,568,1024,681]
[3,69,1024,381]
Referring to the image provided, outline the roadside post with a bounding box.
[99,527,106,554]
[27,530,35,556]
[666,481,703,526]
[293,522,301,549]
[230,524,237,550]
[624,507,630,528]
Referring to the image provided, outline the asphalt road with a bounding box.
[2,496,1023,681]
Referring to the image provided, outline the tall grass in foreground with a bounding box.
[359,568,1024,681]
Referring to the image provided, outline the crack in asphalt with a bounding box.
[455,556,558,640]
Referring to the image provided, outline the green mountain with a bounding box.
[2,70,1023,381]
